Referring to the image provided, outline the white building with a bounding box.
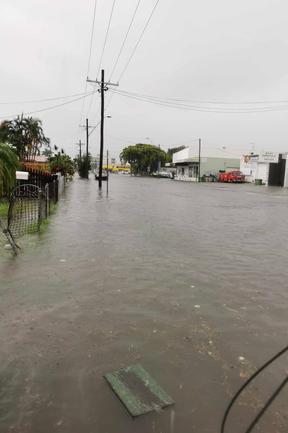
[172,147,240,181]
[240,152,288,186]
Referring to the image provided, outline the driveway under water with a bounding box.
[0,176,287,433]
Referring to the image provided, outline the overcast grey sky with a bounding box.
[1,0,288,159]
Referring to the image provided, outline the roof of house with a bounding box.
[34,155,48,163]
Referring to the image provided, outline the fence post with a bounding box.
[38,188,42,231]
[55,177,59,202]
[45,183,49,218]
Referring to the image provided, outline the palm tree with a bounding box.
[0,116,50,161]
[0,143,19,197]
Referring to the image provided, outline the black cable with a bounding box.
[109,0,142,81]
[86,0,117,118]
[78,0,99,127]
[110,88,288,106]
[87,0,99,77]
[96,0,117,80]
[117,0,161,83]
[244,376,288,433]
[110,88,288,113]
[220,344,288,433]
[0,91,92,105]
[0,90,96,120]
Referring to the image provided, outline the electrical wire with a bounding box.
[244,376,288,433]
[113,88,288,106]
[109,0,142,81]
[87,0,99,79]
[110,88,288,113]
[111,88,288,111]
[86,0,117,119]
[96,0,117,80]
[0,91,97,120]
[0,91,92,105]
[220,344,288,433]
[78,0,99,129]
[117,0,161,83]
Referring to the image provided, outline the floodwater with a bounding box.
[0,176,288,433]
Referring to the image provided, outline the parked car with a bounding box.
[218,170,245,183]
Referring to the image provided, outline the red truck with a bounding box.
[218,170,245,183]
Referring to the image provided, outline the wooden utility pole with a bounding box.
[86,118,89,178]
[106,149,109,196]
[99,70,105,189]
[87,71,118,189]
[198,138,201,182]
[77,140,83,159]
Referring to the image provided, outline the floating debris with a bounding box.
[104,364,174,417]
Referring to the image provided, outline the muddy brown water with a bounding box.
[0,176,288,433]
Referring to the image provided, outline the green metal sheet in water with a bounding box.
[104,364,174,417]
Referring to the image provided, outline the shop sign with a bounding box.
[258,152,279,163]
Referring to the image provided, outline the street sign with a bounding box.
[16,171,29,180]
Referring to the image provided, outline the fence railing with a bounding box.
[1,168,62,253]
[8,180,58,238]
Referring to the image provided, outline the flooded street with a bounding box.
[0,176,288,433]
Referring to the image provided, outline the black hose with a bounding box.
[221,344,288,433]
[244,375,288,433]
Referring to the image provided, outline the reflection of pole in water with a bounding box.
[170,408,175,433]
[106,149,109,197]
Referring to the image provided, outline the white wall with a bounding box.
[173,148,193,164]
[283,154,288,188]
[240,156,269,184]
[256,163,269,185]
[175,165,198,182]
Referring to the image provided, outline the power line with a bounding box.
[110,88,288,113]
[117,0,161,83]
[0,91,92,105]
[109,0,142,81]
[96,0,117,80]
[0,91,96,120]
[86,0,117,120]
[87,0,99,78]
[78,0,99,130]
[115,91,288,105]
[112,88,288,111]
[112,88,288,109]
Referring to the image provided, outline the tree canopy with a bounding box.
[0,142,19,197]
[0,116,50,161]
[49,153,75,177]
[120,144,168,175]
[75,154,91,179]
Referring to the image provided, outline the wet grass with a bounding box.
[0,200,9,219]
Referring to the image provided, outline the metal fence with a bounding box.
[7,181,58,239]
[1,172,60,253]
